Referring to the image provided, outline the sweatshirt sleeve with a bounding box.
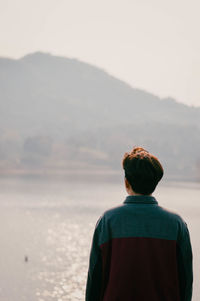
[85,217,103,301]
[177,221,193,301]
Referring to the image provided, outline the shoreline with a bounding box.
[0,168,199,185]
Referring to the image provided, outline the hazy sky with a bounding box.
[0,0,200,106]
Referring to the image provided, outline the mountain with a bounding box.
[0,52,200,181]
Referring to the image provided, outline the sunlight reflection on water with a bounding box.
[37,220,89,301]
[27,213,94,301]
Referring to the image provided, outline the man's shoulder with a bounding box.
[156,205,187,225]
[95,199,189,244]
[100,201,187,228]
[95,204,127,230]
[102,204,127,220]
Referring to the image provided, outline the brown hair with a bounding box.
[122,147,164,195]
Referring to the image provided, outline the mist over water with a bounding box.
[0,177,199,301]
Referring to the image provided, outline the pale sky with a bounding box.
[0,0,200,106]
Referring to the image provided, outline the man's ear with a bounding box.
[125,177,130,189]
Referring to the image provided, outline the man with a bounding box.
[86,147,193,301]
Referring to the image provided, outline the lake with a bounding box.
[0,176,199,301]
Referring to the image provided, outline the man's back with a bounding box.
[86,195,193,301]
[86,147,193,301]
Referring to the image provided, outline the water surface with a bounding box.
[0,177,199,301]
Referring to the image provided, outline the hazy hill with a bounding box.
[0,52,200,180]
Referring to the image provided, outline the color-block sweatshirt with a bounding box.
[86,195,193,301]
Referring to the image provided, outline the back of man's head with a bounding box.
[122,147,164,195]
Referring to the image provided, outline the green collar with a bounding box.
[124,195,158,205]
